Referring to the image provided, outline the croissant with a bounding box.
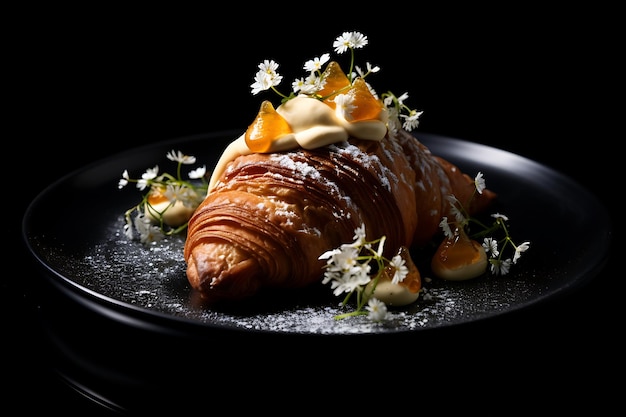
[184,127,496,303]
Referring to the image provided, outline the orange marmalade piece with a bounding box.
[245,100,293,153]
[316,61,351,109]
[346,78,384,122]
[385,246,421,293]
[147,188,169,205]
[431,227,488,280]
[365,245,421,306]
[316,61,384,121]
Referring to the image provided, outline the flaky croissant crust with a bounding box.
[184,129,495,303]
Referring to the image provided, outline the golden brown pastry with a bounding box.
[184,128,496,303]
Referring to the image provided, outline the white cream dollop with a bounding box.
[208,96,388,191]
[365,280,420,306]
[145,200,196,228]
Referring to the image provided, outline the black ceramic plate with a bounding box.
[22,131,611,336]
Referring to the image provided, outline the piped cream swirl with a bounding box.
[208,96,389,191]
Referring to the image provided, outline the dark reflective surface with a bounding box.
[22,132,611,337]
[12,17,618,414]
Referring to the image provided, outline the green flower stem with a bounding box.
[334,310,368,320]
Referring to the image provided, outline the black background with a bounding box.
[9,8,620,414]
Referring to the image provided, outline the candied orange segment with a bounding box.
[245,100,293,153]
[316,61,351,109]
[346,78,384,121]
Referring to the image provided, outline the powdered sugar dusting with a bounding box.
[331,141,395,192]
[31,214,545,335]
